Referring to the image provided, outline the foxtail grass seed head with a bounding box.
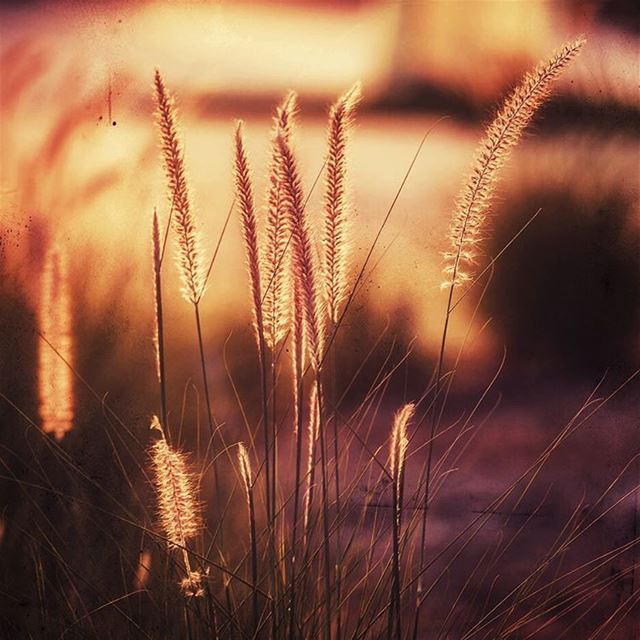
[150,416,201,549]
[38,242,74,441]
[154,70,205,304]
[389,403,414,486]
[443,37,585,288]
[237,442,253,504]
[234,122,265,351]
[323,83,361,323]
[276,132,325,370]
[262,91,299,349]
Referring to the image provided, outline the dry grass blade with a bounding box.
[443,37,585,288]
[154,70,205,304]
[323,82,361,324]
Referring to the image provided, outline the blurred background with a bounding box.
[0,0,638,637]
[1,0,638,373]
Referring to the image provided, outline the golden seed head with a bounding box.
[234,121,265,352]
[262,91,299,349]
[150,422,201,549]
[154,70,205,304]
[237,442,253,503]
[443,38,585,288]
[323,82,361,323]
[389,403,414,483]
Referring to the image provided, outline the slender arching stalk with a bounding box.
[412,37,585,640]
[152,209,169,435]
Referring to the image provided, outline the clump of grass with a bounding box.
[147,39,594,638]
[11,34,636,640]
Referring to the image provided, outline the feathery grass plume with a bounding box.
[237,441,254,504]
[155,70,216,450]
[388,403,414,640]
[237,442,259,630]
[262,91,298,350]
[38,242,74,441]
[154,70,205,304]
[150,416,203,597]
[276,132,325,369]
[234,121,265,351]
[323,82,361,323]
[389,403,414,521]
[151,416,201,547]
[443,37,585,288]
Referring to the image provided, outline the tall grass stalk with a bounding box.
[263,92,297,547]
[237,443,259,634]
[387,404,413,640]
[154,71,227,563]
[289,251,306,639]
[322,84,361,638]
[412,37,586,640]
[276,129,332,639]
[152,209,169,433]
[153,70,216,438]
